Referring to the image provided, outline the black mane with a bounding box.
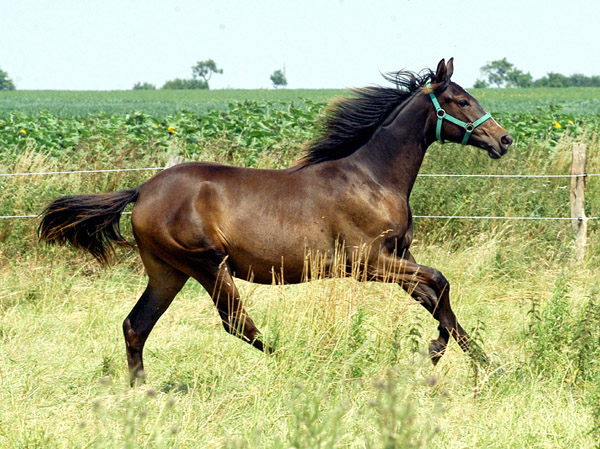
[298,69,445,166]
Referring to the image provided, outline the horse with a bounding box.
[39,59,513,384]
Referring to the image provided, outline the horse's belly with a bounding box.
[225,232,334,284]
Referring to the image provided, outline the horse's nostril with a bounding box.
[500,134,513,146]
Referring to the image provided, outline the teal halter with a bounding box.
[426,82,492,145]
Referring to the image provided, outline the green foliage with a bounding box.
[0,100,321,162]
[270,69,287,88]
[494,103,599,145]
[160,58,222,90]
[480,58,600,88]
[480,58,515,88]
[525,275,572,373]
[534,72,572,88]
[191,59,223,85]
[0,66,15,91]
[1,100,597,166]
[161,78,208,90]
[506,68,533,88]
[522,277,600,442]
[0,89,342,117]
[132,82,156,90]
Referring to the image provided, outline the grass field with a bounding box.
[1,88,600,448]
[0,89,342,117]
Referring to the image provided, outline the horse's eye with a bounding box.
[458,99,470,107]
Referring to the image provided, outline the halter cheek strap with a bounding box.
[426,82,492,145]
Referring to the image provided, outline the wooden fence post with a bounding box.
[570,143,587,262]
[165,155,185,168]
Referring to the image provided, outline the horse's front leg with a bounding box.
[369,251,486,365]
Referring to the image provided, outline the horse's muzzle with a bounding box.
[486,134,513,159]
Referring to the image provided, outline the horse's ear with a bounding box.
[446,57,454,80]
[434,59,447,83]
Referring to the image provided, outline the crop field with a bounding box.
[1,86,600,117]
[1,87,600,448]
[0,89,342,117]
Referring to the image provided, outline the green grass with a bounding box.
[0,89,343,117]
[471,86,600,114]
[1,233,598,448]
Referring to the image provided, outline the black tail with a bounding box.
[38,188,139,265]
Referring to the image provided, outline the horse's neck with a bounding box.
[348,94,434,194]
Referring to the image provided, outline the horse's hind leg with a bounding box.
[194,262,267,352]
[123,249,189,385]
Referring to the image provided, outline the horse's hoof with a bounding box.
[429,340,446,366]
[252,338,275,354]
[129,369,147,387]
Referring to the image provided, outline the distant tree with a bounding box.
[161,78,208,90]
[569,74,600,87]
[569,73,590,87]
[480,58,514,87]
[270,69,287,88]
[472,78,489,88]
[191,59,223,88]
[132,82,156,90]
[478,59,600,88]
[161,59,222,90]
[0,67,15,90]
[534,72,572,88]
[506,68,533,88]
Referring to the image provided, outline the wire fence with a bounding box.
[2,166,599,221]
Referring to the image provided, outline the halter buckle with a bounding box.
[436,109,446,118]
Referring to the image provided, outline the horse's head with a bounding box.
[426,58,513,158]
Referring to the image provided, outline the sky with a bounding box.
[1,0,599,91]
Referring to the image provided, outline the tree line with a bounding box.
[0,67,15,90]
[134,59,288,90]
[3,58,598,91]
[474,58,600,88]
[0,60,287,91]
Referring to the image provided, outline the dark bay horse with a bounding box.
[39,59,513,383]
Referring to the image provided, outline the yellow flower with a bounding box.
[167,126,176,134]
[568,120,574,125]
[19,129,27,135]
[553,121,562,128]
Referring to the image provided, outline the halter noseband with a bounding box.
[426,82,492,145]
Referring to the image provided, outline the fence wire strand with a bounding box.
[0,167,163,177]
